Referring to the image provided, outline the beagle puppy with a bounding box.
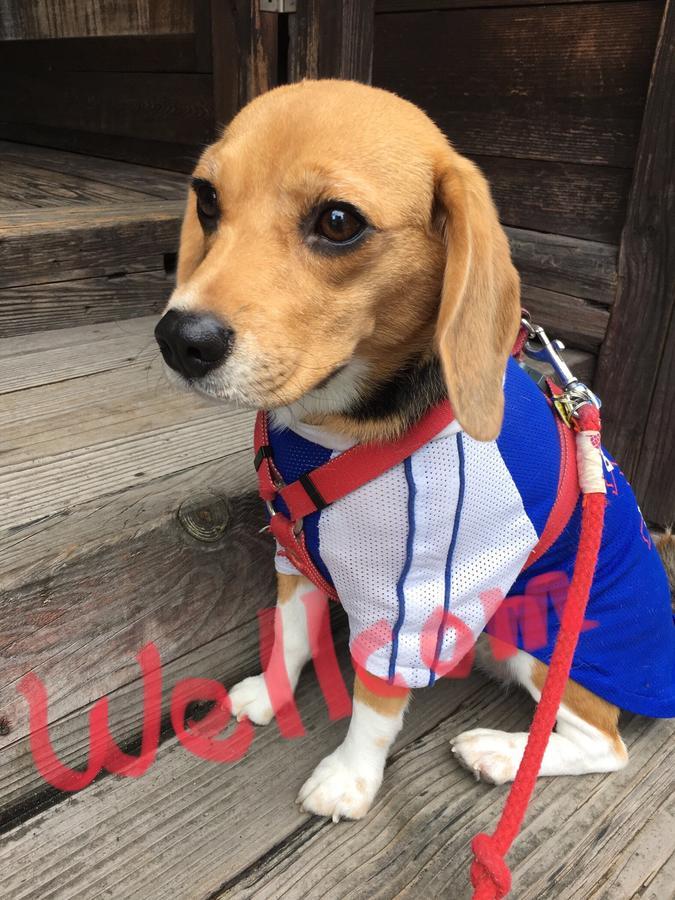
[155,80,674,822]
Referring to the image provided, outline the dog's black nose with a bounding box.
[154,310,233,379]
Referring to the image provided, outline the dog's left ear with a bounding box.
[434,151,521,441]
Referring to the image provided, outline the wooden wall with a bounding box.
[0,1,214,171]
[0,0,194,40]
[372,0,664,363]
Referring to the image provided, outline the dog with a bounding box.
[155,80,674,822]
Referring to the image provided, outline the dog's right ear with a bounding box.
[433,150,521,441]
[176,191,206,286]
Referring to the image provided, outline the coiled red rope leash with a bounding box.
[470,401,606,899]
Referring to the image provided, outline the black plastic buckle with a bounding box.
[254,444,273,471]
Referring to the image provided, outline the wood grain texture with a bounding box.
[0,659,488,897]
[0,122,201,173]
[520,284,610,351]
[476,155,631,243]
[594,1,674,522]
[506,227,618,306]
[1,666,671,899]
[0,142,187,201]
[289,0,375,82]
[0,159,162,211]
[0,269,173,337]
[211,0,279,132]
[0,33,204,72]
[0,452,254,593]
[377,1,630,9]
[0,493,272,753]
[373,1,662,168]
[224,712,673,900]
[0,202,183,289]
[1,72,213,145]
[0,0,195,40]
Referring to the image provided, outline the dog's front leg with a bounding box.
[298,674,410,822]
[229,573,317,724]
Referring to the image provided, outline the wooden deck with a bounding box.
[0,142,673,899]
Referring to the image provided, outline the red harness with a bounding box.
[254,391,578,599]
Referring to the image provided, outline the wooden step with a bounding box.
[0,316,270,821]
[0,141,187,336]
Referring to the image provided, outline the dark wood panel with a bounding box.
[373,1,662,167]
[0,203,183,289]
[0,33,206,73]
[289,0,375,82]
[0,0,194,41]
[211,0,279,132]
[595,1,674,521]
[0,72,213,145]
[506,227,618,306]
[520,284,610,351]
[0,123,202,173]
[477,156,631,243]
[0,269,172,337]
[377,1,629,9]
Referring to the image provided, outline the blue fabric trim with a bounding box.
[429,432,466,686]
[389,456,416,682]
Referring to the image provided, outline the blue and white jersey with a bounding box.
[269,358,675,716]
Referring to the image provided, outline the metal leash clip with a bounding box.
[520,314,601,427]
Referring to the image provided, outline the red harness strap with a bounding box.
[254,398,578,593]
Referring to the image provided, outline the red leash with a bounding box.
[469,403,606,899]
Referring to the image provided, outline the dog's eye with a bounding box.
[193,179,219,230]
[315,204,366,244]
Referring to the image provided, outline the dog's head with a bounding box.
[155,80,519,441]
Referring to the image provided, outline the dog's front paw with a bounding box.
[450,728,524,785]
[297,750,382,822]
[228,675,274,725]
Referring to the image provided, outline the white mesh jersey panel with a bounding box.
[318,431,538,688]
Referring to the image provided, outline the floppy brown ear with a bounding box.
[434,152,521,441]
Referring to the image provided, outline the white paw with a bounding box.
[228,675,274,726]
[450,728,524,785]
[297,750,381,822]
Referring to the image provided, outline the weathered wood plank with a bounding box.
[0,142,187,201]
[0,452,254,593]
[0,159,162,211]
[0,493,272,749]
[595,1,674,519]
[1,398,252,531]
[477,156,631,244]
[0,0,195,41]
[0,316,158,387]
[373,1,662,169]
[376,0,630,10]
[0,202,183,289]
[520,284,610,351]
[0,72,213,146]
[223,714,673,900]
[0,268,171,337]
[0,34,203,73]
[211,0,279,132]
[0,122,200,173]
[506,227,618,306]
[0,659,491,898]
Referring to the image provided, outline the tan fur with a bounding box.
[171,79,517,442]
[276,572,299,605]
[353,674,410,718]
[532,660,626,758]
[654,527,675,600]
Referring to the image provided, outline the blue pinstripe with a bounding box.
[428,432,466,686]
[389,456,416,682]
